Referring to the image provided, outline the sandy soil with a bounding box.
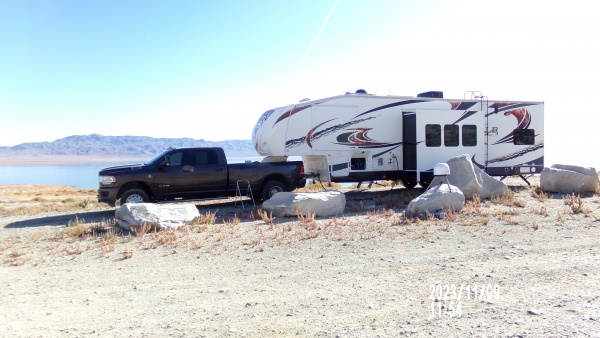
[1,179,599,338]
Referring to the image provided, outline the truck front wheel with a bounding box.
[120,188,149,205]
[261,180,286,201]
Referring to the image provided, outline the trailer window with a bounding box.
[462,125,477,146]
[425,124,441,147]
[514,129,535,145]
[444,125,459,147]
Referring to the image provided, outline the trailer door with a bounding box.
[402,111,418,188]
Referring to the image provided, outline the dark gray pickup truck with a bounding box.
[97,147,306,206]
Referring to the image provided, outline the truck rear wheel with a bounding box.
[261,180,286,201]
[120,188,149,205]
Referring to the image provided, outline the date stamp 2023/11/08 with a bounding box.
[428,284,501,319]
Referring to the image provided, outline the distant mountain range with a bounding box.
[0,134,258,158]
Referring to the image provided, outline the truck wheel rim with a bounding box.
[269,187,283,197]
[126,194,144,203]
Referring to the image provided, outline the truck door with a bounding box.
[152,150,194,199]
[188,148,228,197]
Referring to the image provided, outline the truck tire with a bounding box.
[120,188,149,205]
[261,180,286,201]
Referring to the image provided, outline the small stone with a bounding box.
[527,309,542,315]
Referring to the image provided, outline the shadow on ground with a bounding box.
[5,210,117,229]
[3,187,421,229]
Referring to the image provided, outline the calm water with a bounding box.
[0,157,265,190]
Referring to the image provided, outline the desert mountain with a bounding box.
[0,134,257,158]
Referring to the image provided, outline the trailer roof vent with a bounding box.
[417,91,443,98]
[355,89,367,94]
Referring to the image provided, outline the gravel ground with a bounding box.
[1,179,599,338]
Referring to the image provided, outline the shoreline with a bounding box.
[0,155,149,165]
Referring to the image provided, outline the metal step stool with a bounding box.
[235,179,255,209]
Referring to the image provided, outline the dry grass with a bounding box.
[4,180,600,266]
[532,185,548,202]
[563,194,591,216]
[297,180,345,192]
[0,185,101,217]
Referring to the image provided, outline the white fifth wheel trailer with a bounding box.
[252,90,544,188]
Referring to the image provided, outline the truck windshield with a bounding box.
[145,150,170,165]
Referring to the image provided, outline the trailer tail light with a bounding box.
[299,165,304,177]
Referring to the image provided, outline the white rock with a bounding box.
[405,183,465,218]
[429,154,508,199]
[540,164,598,194]
[115,203,200,230]
[261,190,346,217]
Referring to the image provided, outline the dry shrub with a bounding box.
[3,250,30,266]
[463,195,482,214]
[255,209,275,225]
[99,229,117,256]
[564,194,590,215]
[298,212,317,229]
[63,244,88,255]
[414,228,429,238]
[78,199,96,209]
[444,208,460,222]
[133,223,154,237]
[60,217,92,240]
[9,248,24,258]
[122,247,133,259]
[158,229,178,247]
[532,185,548,202]
[439,222,451,231]
[530,206,549,216]
[190,210,217,226]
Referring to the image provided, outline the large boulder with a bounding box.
[115,203,200,230]
[540,164,599,194]
[429,154,508,199]
[262,190,346,217]
[406,182,465,218]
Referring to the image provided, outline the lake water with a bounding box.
[0,157,265,190]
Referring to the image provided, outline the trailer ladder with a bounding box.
[464,91,490,171]
[235,179,255,209]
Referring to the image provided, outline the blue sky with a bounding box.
[1,0,599,167]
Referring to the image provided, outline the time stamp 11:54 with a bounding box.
[428,284,501,319]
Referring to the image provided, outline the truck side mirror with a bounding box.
[162,155,171,167]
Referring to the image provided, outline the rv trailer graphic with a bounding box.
[253,90,544,188]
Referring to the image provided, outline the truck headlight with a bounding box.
[98,176,116,186]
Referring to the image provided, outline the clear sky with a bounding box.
[1,0,599,167]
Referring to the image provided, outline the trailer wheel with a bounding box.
[261,180,286,200]
[401,178,417,189]
[120,188,149,205]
